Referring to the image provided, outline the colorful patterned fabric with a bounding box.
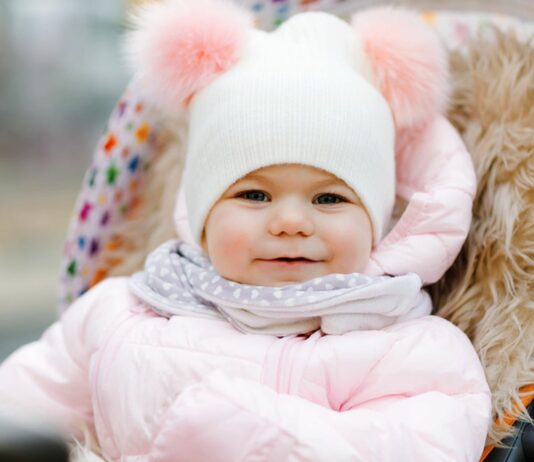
[58,3,534,312]
[58,84,165,310]
[238,0,534,41]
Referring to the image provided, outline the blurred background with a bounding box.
[0,0,131,359]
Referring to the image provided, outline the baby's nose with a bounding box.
[268,200,314,237]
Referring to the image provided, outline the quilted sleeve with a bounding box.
[0,278,130,441]
[366,114,477,284]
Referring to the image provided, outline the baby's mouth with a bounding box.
[273,257,313,262]
[257,257,320,266]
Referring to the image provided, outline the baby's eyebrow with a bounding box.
[230,177,265,189]
[229,174,357,197]
[239,175,344,188]
[239,173,269,184]
[313,178,347,188]
[223,177,264,196]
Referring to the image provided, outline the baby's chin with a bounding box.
[214,260,369,287]
[223,268,336,287]
[255,277,308,287]
[228,277,313,287]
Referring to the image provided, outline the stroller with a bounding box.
[5,1,529,461]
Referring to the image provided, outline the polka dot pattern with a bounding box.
[128,240,431,335]
[132,240,376,307]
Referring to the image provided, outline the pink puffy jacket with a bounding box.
[0,115,491,461]
[0,278,491,462]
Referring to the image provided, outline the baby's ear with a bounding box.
[123,0,253,112]
[352,7,449,128]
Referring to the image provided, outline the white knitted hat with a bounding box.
[126,0,449,245]
[185,14,394,243]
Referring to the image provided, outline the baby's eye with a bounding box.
[313,193,347,204]
[237,190,270,202]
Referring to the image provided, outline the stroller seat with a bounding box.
[56,2,534,461]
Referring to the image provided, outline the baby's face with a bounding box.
[201,164,372,286]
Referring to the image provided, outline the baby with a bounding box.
[0,1,491,461]
[201,163,373,285]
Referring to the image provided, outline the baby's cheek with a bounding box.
[207,211,255,270]
[215,218,252,252]
[326,212,372,272]
[219,231,250,258]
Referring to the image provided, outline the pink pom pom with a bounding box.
[352,7,449,128]
[124,0,252,111]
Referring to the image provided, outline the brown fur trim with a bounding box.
[429,28,534,446]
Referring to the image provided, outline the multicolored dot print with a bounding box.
[241,0,534,42]
[58,83,164,311]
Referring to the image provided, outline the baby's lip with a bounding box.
[258,256,321,262]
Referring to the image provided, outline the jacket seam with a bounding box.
[126,341,261,366]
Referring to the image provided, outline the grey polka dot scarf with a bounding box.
[128,240,432,336]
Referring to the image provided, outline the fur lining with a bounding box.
[71,446,107,462]
[430,28,534,446]
[70,424,108,462]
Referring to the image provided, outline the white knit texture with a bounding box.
[183,12,395,244]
